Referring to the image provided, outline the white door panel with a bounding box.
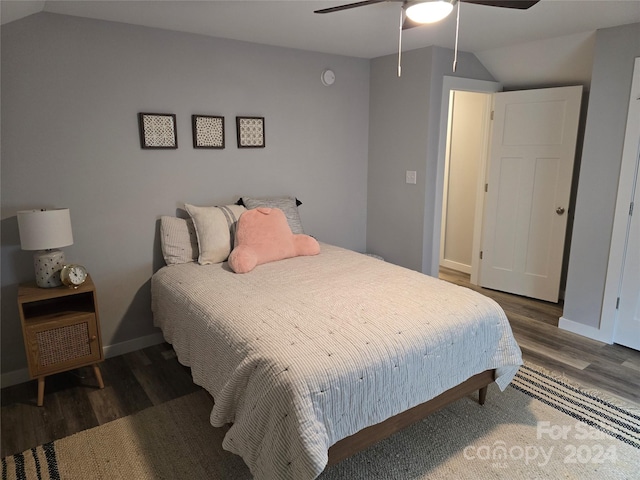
[526,157,560,277]
[491,156,524,272]
[502,100,568,146]
[480,86,582,302]
[600,57,640,350]
[614,168,640,349]
[612,58,640,350]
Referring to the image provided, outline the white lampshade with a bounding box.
[17,208,74,251]
[17,209,74,288]
[406,1,454,24]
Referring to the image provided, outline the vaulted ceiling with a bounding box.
[2,1,639,59]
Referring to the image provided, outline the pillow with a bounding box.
[184,203,246,264]
[228,207,320,273]
[159,216,199,265]
[238,196,304,234]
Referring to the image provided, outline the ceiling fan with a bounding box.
[314,0,540,75]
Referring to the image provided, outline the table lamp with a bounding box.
[17,208,74,288]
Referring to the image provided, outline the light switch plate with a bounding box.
[406,170,417,184]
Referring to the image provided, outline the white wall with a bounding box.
[367,46,495,273]
[0,13,370,378]
[562,22,640,333]
[476,31,596,91]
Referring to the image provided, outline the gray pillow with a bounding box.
[239,196,304,234]
[160,216,199,265]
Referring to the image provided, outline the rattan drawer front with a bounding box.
[37,321,92,367]
[24,312,101,377]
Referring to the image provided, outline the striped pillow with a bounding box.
[239,196,304,234]
[185,204,246,264]
[159,216,199,265]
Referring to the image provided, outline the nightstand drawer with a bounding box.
[24,311,102,377]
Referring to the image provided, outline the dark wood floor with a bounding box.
[2,270,639,458]
[439,267,640,406]
[0,344,198,458]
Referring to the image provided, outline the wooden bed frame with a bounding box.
[327,369,495,466]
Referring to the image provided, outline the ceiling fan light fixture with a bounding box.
[405,1,454,24]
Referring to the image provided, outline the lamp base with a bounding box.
[33,250,65,288]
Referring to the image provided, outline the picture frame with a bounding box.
[138,113,178,149]
[192,115,225,149]
[236,116,265,148]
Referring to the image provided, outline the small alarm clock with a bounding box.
[60,264,88,288]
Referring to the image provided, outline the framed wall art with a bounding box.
[236,116,265,148]
[192,115,225,149]
[138,113,177,149]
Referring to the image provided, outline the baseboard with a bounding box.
[558,316,614,344]
[1,368,31,389]
[1,332,166,389]
[101,332,165,359]
[440,259,471,275]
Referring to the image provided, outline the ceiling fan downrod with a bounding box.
[453,0,460,72]
[398,5,404,76]
[397,0,461,77]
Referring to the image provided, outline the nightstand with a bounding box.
[17,275,105,406]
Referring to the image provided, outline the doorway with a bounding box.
[435,79,582,305]
[437,85,568,322]
[440,90,492,277]
[432,76,501,280]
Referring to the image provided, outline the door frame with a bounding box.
[439,90,493,278]
[598,57,640,343]
[431,76,501,279]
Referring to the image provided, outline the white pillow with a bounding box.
[159,216,198,265]
[184,204,246,264]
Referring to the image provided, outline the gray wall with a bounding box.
[366,46,494,272]
[1,13,370,377]
[563,23,640,329]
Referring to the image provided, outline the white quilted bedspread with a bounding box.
[151,243,522,480]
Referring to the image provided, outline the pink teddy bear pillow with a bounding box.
[228,207,320,273]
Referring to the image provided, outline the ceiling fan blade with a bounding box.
[460,0,539,9]
[314,0,389,14]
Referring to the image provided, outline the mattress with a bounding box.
[151,243,522,480]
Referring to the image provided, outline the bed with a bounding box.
[152,214,522,480]
[151,210,522,480]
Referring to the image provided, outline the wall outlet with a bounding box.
[406,170,417,184]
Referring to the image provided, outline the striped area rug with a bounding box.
[1,443,59,480]
[512,363,640,450]
[2,362,639,480]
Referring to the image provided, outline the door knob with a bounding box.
[556,207,565,215]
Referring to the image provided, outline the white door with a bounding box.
[612,58,640,350]
[614,162,640,350]
[479,86,583,302]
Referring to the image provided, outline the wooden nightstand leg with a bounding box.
[93,364,105,389]
[37,377,45,407]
